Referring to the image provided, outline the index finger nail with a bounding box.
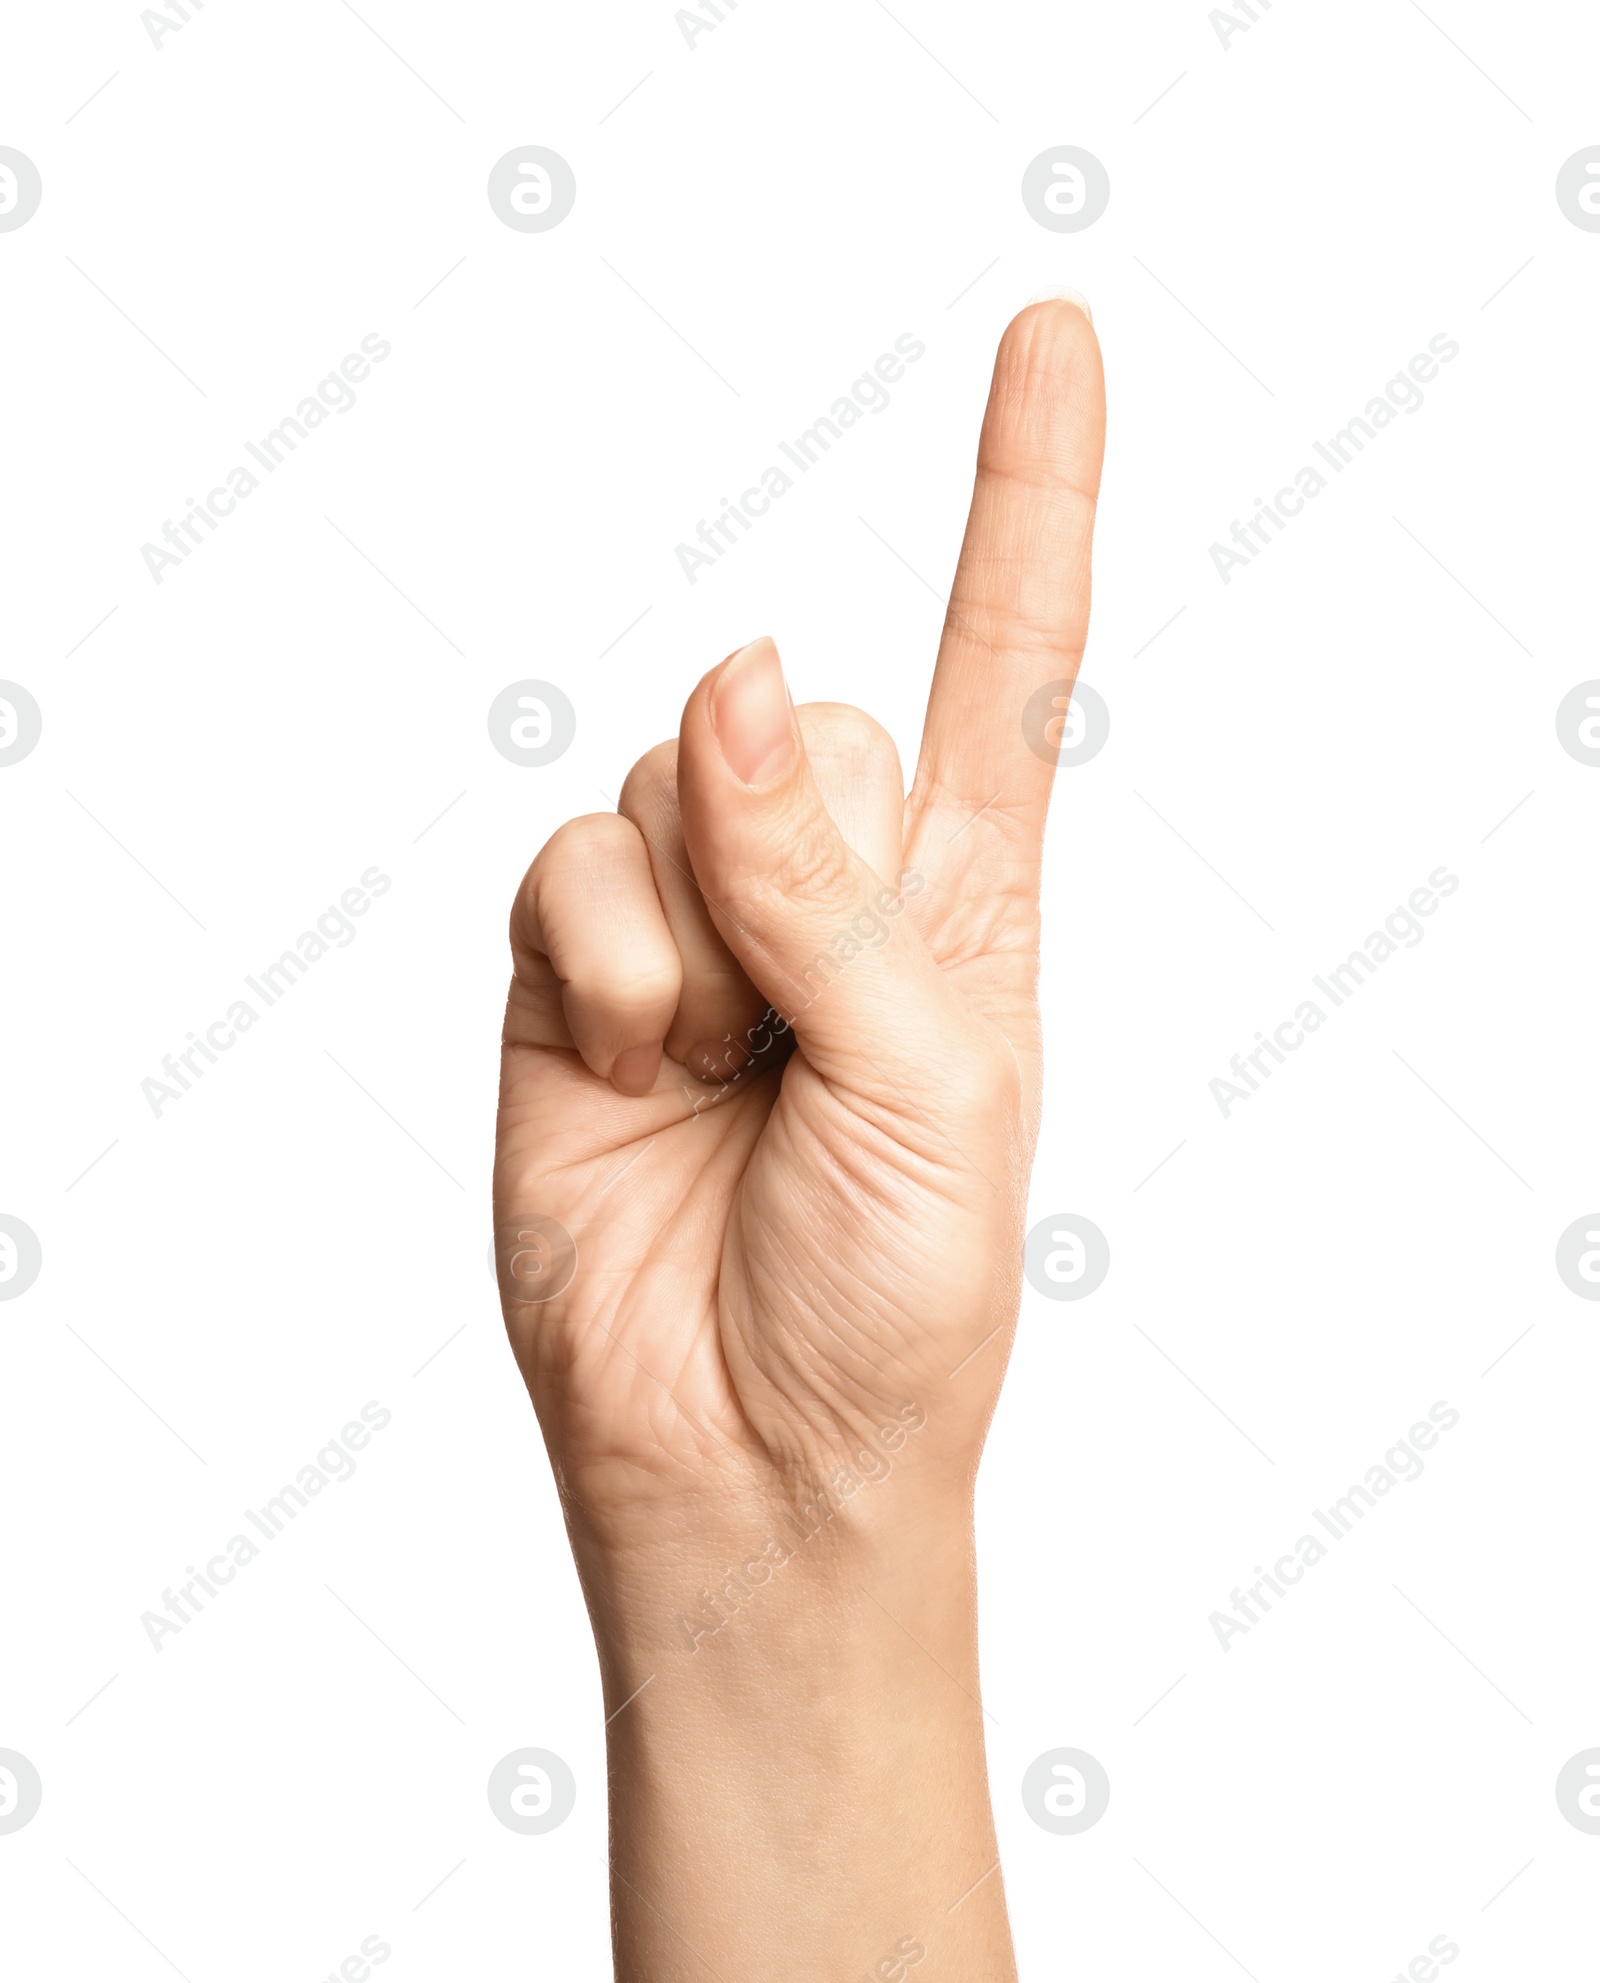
[1027,288,1093,322]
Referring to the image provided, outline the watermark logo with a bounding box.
[1024,1213,1110,1301]
[1556,1750,1600,1833]
[1021,147,1110,232]
[1021,1748,1111,1833]
[1555,681,1600,766]
[494,1215,578,1303]
[0,682,42,767]
[1022,679,1109,768]
[487,1748,577,1833]
[0,1750,42,1833]
[487,681,576,767]
[1555,1216,1600,1300]
[487,148,576,232]
[0,1216,42,1302]
[0,148,42,232]
[1555,147,1600,232]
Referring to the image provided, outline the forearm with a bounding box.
[581,1499,1016,1982]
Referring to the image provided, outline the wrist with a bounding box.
[590,1501,975,1672]
[565,1424,977,1669]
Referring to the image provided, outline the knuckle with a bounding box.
[795,702,901,774]
[761,809,857,908]
[612,962,684,1013]
[618,741,679,827]
[568,955,682,1022]
[525,815,647,927]
[538,811,636,873]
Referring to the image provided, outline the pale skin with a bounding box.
[494,298,1105,1980]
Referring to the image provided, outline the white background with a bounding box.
[3,1,1597,1976]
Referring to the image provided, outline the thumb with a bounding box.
[675,637,959,1090]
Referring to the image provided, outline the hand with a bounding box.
[494,297,1104,1980]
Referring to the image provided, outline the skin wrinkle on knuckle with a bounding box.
[908,765,1055,845]
[975,438,1103,510]
[507,930,559,982]
[529,850,666,943]
[504,974,563,1023]
[537,811,638,872]
[954,560,1093,630]
[533,864,638,928]
[725,815,861,924]
[943,577,1091,662]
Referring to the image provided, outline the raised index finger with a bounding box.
[905,298,1105,880]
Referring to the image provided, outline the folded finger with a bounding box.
[618,742,770,1079]
[508,813,682,1095]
